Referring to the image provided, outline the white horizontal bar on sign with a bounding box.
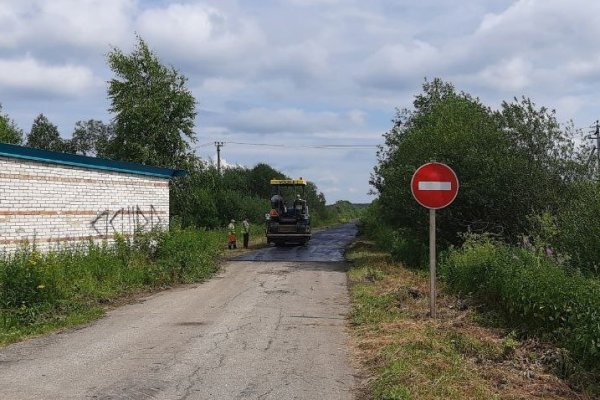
[418,181,452,191]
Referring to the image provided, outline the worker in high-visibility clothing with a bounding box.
[242,218,250,249]
[227,219,237,249]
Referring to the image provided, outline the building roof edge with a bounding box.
[0,143,185,179]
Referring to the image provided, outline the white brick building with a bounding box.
[0,143,184,252]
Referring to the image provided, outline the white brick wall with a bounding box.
[0,156,170,252]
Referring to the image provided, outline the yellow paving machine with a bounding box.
[266,178,311,246]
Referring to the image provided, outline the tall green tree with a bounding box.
[106,36,197,168]
[0,105,23,145]
[70,119,114,157]
[170,157,220,228]
[222,166,251,193]
[248,163,287,198]
[26,114,65,152]
[371,78,583,246]
[303,182,327,222]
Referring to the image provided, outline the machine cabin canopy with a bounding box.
[270,179,307,186]
[270,178,307,197]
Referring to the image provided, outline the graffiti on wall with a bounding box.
[91,205,163,236]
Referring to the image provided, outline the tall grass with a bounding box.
[359,203,427,269]
[0,226,222,344]
[440,235,600,372]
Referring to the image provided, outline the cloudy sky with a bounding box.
[1,0,600,203]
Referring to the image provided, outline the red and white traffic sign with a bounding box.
[411,162,459,209]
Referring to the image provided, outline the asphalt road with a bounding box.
[233,223,358,262]
[0,223,358,400]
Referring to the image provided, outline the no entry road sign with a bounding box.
[410,162,459,318]
[411,162,459,209]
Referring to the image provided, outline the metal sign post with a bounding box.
[411,162,459,319]
[429,208,436,318]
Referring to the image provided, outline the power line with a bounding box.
[229,141,377,149]
[195,140,377,173]
[195,141,377,150]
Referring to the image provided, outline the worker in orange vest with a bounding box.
[227,219,237,249]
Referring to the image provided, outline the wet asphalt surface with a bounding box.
[232,222,358,262]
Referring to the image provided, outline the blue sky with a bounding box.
[2,0,600,203]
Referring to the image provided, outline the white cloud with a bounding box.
[0,56,96,96]
[136,3,265,74]
[0,0,134,49]
[554,96,584,118]
[357,41,441,90]
[220,107,366,135]
[473,0,600,62]
[260,41,330,85]
[199,78,247,95]
[477,57,533,92]
[448,0,600,102]
[348,109,366,125]
[565,56,600,81]
[287,0,343,5]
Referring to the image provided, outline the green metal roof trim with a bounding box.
[0,143,186,179]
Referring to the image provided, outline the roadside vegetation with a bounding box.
[323,200,369,224]
[347,239,588,399]
[0,226,221,346]
[361,78,600,397]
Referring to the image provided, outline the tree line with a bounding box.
[0,36,331,228]
[371,78,598,274]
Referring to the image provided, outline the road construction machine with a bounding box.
[265,178,311,246]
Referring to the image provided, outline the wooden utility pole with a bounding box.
[215,141,224,174]
[586,121,600,180]
[595,121,599,179]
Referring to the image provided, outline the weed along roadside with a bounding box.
[345,238,593,400]
[0,227,254,347]
[0,226,223,346]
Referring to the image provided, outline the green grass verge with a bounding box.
[0,226,223,346]
[440,234,600,392]
[346,239,583,400]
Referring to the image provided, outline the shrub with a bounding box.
[360,202,427,268]
[0,248,47,309]
[552,182,600,275]
[440,235,600,369]
[359,202,394,249]
[0,227,222,333]
[155,226,221,283]
[390,229,428,269]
